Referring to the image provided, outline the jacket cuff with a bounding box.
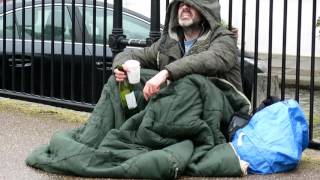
[164,64,180,81]
[112,52,132,70]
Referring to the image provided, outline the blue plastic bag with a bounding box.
[231,99,309,174]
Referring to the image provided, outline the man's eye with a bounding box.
[179,3,187,8]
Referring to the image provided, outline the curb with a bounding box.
[0,97,90,123]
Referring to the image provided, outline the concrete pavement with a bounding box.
[1,97,320,179]
[0,110,81,179]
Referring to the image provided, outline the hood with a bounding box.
[164,0,221,38]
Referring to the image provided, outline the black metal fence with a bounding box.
[0,0,319,149]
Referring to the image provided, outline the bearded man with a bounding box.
[113,0,242,100]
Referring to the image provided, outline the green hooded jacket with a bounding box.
[113,0,242,91]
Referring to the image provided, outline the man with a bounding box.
[113,0,242,101]
[26,1,251,177]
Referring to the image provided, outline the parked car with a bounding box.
[0,0,153,103]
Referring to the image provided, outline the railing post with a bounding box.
[309,0,318,149]
[109,0,126,58]
[147,0,161,46]
[228,0,233,30]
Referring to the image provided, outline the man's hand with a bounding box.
[114,64,129,82]
[143,70,169,100]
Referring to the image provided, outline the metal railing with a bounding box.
[0,0,318,149]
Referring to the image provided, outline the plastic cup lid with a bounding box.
[125,60,140,68]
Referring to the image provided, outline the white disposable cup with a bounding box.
[124,60,141,84]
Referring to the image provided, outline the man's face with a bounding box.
[178,2,202,27]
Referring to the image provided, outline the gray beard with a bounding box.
[181,22,202,32]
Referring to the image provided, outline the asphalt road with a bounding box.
[1,100,320,180]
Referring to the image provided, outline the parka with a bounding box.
[112,0,242,91]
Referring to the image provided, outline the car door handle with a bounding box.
[8,58,32,68]
[95,61,112,71]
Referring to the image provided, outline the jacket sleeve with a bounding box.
[112,39,161,70]
[164,34,238,81]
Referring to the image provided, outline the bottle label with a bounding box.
[125,92,137,109]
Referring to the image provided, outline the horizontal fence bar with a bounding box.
[309,141,320,149]
[0,90,94,112]
[120,39,147,47]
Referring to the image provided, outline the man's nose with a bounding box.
[179,3,190,10]
[181,6,190,12]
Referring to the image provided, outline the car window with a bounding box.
[78,6,105,44]
[15,5,73,41]
[79,7,150,44]
[0,13,15,39]
[122,12,150,40]
[107,10,150,40]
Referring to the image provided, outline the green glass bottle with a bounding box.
[117,65,138,113]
